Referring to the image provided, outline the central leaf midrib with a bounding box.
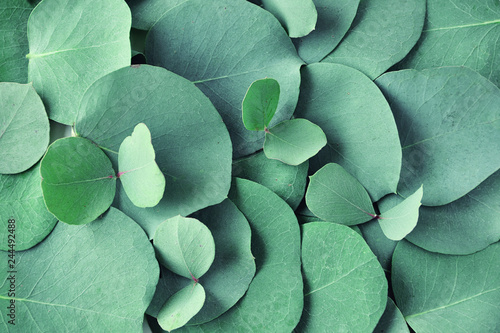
[43,175,114,186]
[424,19,500,32]
[27,40,123,59]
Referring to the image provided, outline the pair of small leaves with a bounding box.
[242,78,326,166]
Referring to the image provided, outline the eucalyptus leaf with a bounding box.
[27,0,132,124]
[145,0,303,157]
[358,219,398,273]
[298,222,387,332]
[0,82,50,174]
[374,298,410,333]
[126,0,187,30]
[241,78,280,131]
[0,207,159,332]
[264,119,327,166]
[40,137,116,225]
[261,0,318,38]
[321,0,425,79]
[393,240,500,333]
[376,67,500,206]
[296,63,401,201]
[118,123,165,208]
[306,163,376,226]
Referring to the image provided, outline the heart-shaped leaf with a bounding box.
[242,78,280,131]
[40,137,116,225]
[261,0,318,38]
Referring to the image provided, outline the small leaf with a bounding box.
[264,118,327,166]
[153,216,215,281]
[261,0,318,38]
[358,219,398,273]
[40,137,116,225]
[118,123,165,208]
[157,283,206,332]
[242,78,280,131]
[306,163,376,225]
[378,185,423,241]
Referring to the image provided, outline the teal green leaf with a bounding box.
[298,222,387,332]
[157,283,206,332]
[0,207,159,332]
[378,185,423,241]
[261,0,318,38]
[376,67,500,206]
[306,163,376,225]
[392,240,500,333]
[0,0,34,82]
[145,0,303,157]
[358,219,398,273]
[232,150,308,210]
[153,216,215,281]
[374,298,410,333]
[75,65,232,237]
[126,0,186,30]
[406,169,500,255]
[264,119,327,166]
[321,0,425,79]
[296,63,401,201]
[294,0,360,63]
[0,163,57,251]
[27,0,131,124]
[118,123,165,208]
[0,82,50,174]
[242,78,280,131]
[40,137,116,225]
[396,0,500,87]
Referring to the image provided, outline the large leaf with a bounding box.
[374,298,410,333]
[396,0,500,87]
[145,0,303,157]
[296,63,401,201]
[321,0,425,79]
[0,207,159,332]
[0,163,57,251]
[27,0,131,124]
[0,82,50,174]
[297,222,387,332]
[40,137,116,225]
[241,78,280,131]
[126,0,187,30]
[0,0,34,82]
[392,240,500,333]
[75,65,232,237]
[376,67,500,206]
[260,0,318,38]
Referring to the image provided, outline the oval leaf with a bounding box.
[118,123,165,208]
[0,82,50,174]
[242,78,280,131]
[153,216,215,281]
[261,0,318,38]
[40,137,116,225]
[264,118,327,166]
[306,163,376,225]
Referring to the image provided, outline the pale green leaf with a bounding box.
[242,78,280,131]
[261,0,318,38]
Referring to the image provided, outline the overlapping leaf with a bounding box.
[374,298,410,333]
[261,0,318,38]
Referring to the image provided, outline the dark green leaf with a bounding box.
[358,219,398,273]
[126,0,187,30]
[242,78,280,131]
[374,298,410,333]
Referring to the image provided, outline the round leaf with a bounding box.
[376,67,500,206]
[374,298,410,333]
[298,222,387,332]
[306,163,376,225]
[0,82,50,174]
[40,137,116,225]
[153,216,215,281]
[241,78,280,131]
[261,0,318,38]
[27,0,132,124]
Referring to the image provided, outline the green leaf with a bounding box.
[392,240,500,333]
[0,162,57,251]
[0,0,34,82]
[296,63,401,201]
[126,0,187,30]
[75,65,232,237]
[376,67,500,206]
[378,185,423,241]
[358,219,398,273]
[293,0,360,63]
[0,82,50,174]
[40,137,116,225]
[153,216,215,281]
[27,0,131,124]
[241,78,280,131]
[321,0,426,79]
[396,0,500,87]
[297,222,387,332]
[261,0,318,38]
[306,163,376,225]
[118,123,165,208]
[232,150,308,210]
[263,119,327,166]
[374,298,410,333]
[145,0,303,157]
[157,283,206,332]
[0,207,159,331]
